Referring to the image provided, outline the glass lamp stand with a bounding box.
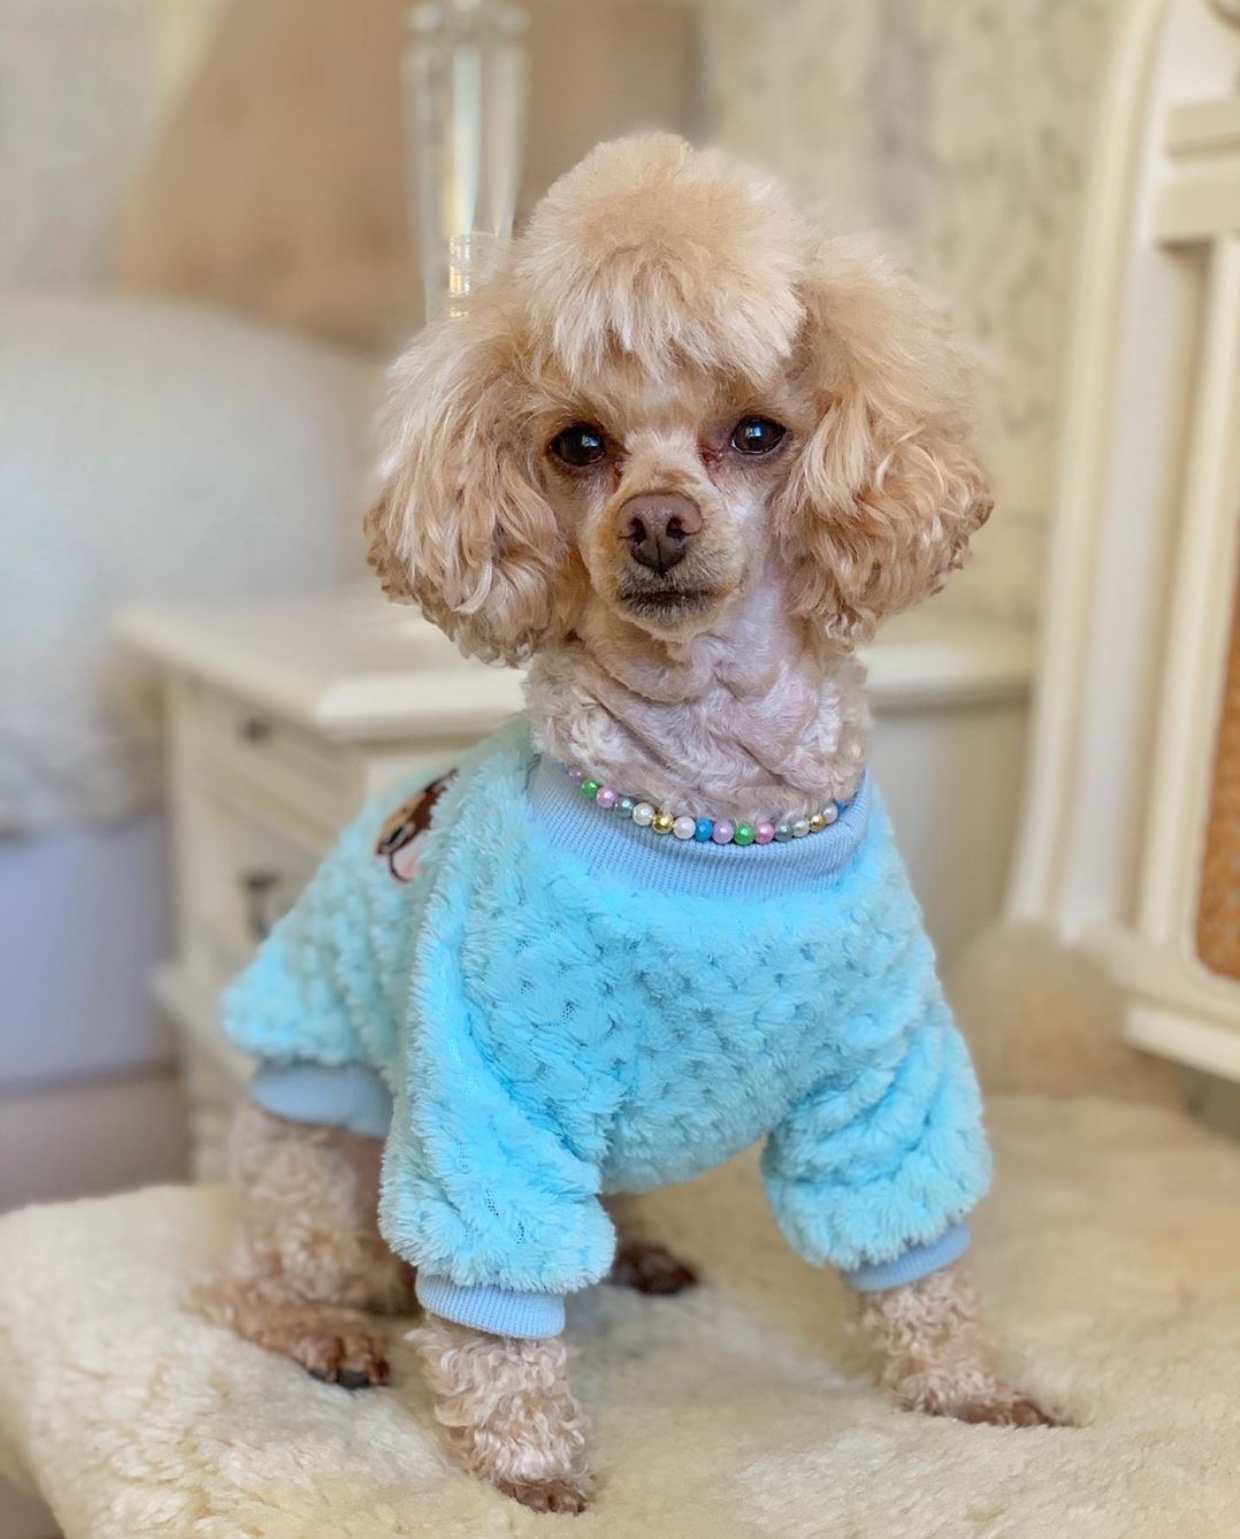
[403,0,529,322]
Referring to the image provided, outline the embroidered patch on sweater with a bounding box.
[374,773,455,882]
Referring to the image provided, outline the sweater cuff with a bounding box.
[839,1222,971,1293]
[249,1061,392,1140]
[416,1273,567,1339]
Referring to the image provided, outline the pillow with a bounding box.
[0,292,380,833]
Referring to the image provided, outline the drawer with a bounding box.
[184,682,352,831]
[179,1028,251,1182]
[153,961,254,1181]
[197,786,326,968]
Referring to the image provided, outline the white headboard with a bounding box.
[1008,0,1240,1077]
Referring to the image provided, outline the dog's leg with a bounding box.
[857,1264,1061,1427]
[413,1314,593,1514]
[604,1193,699,1295]
[194,1102,412,1387]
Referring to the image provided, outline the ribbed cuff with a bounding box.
[840,1222,971,1293]
[416,1273,566,1339]
[249,1061,393,1140]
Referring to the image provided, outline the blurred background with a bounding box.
[3,0,1118,1219]
[5,0,1240,1530]
[3,0,1238,1285]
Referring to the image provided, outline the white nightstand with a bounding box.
[119,587,1032,1177]
[118,589,523,1175]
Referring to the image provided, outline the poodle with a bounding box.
[200,134,1056,1515]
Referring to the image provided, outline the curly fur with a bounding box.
[194,1103,411,1386]
[775,236,992,645]
[210,136,1043,1513]
[858,1265,1060,1428]
[413,1315,593,1514]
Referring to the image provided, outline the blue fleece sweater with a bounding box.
[224,717,990,1336]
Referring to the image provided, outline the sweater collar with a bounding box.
[525,754,873,903]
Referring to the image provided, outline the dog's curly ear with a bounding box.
[365,306,576,665]
[776,237,992,646]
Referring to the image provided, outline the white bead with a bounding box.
[791,817,811,838]
[672,815,697,840]
[632,801,655,827]
[822,803,839,825]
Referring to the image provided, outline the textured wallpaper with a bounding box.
[701,0,1120,622]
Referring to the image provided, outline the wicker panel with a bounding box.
[1197,554,1240,978]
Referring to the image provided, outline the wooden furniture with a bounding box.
[1007,0,1240,1079]
[120,590,1032,1177]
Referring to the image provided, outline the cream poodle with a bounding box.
[200,135,1056,1516]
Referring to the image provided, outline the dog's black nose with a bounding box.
[616,493,703,575]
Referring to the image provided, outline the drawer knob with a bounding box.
[242,870,291,942]
[240,715,273,744]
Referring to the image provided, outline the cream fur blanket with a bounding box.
[1,1094,1238,1538]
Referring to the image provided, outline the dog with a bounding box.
[200,134,1056,1515]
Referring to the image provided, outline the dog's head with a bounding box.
[368,134,991,664]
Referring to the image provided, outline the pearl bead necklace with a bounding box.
[566,766,841,847]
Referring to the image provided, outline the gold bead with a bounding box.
[808,811,828,834]
[652,810,674,834]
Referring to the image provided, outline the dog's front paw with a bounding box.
[299,1319,391,1389]
[415,1315,593,1511]
[896,1375,1064,1428]
[940,1387,1064,1428]
[494,1474,594,1515]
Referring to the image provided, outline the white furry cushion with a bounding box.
[1,1095,1238,1537]
[0,293,380,835]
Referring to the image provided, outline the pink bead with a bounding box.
[596,786,618,809]
[711,821,735,844]
[755,821,775,844]
[568,767,585,782]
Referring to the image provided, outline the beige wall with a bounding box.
[0,0,159,283]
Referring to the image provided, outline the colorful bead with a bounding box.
[564,761,855,851]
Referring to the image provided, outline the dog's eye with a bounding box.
[549,422,608,468]
[730,417,787,455]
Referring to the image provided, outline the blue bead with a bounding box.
[617,796,635,816]
[774,822,794,842]
[694,818,714,842]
